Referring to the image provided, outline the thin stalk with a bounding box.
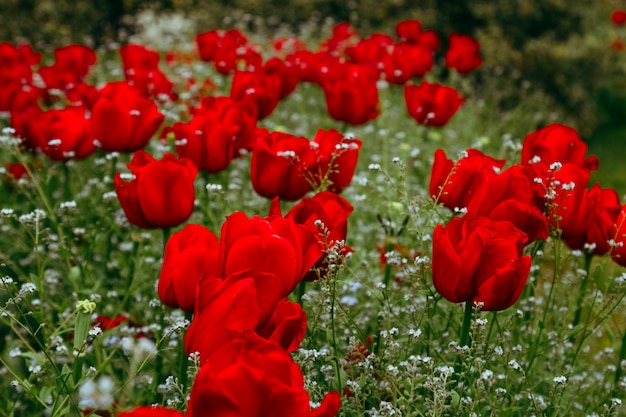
[527,239,561,373]
[374,242,395,355]
[201,171,218,231]
[178,311,193,391]
[296,280,306,306]
[152,228,171,402]
[459,301,473,348]
[572,252,593,329]
[614,326,626,393]
[153,310,166,403]
[62,161,72,201]
[329,274,342,393]
[120,241,140,312]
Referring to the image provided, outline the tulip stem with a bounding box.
[153,309,166,403]
[572,252,593,330]
[202,171,219,231]
[329,274,342,393]
[178,311,192,392]
[614,325,626,391]
[527,239,561,374]
[104,154,119,266]
[120,240,140,313]
[163,227,171,253]
[62,161,72,201]
[374,242,395,356]
[460,301,473,349]
[296,280,306,305]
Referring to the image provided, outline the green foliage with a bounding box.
[1,0,623,134]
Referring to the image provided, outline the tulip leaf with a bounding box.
[73,311,91,353]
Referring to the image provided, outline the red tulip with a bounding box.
[444,34,482,74]
[159,210,321,308]
[230,70,282,119]
[250,129,314,201]
[272,191,354,281]
[611,10,626,25]
[184,271,285,358]
[256,299,307,353]
[186,331,341,417]
[64,81,99,108]
[114,150,198,229]
[286,50,342,85]
[562,184,621,255]
[186,273,307,356]
[322,62,380,125]
[466,165,549,244]
[0,42,41,112]
[158,224,220,312]
[405,81,463,127]
[521,123,599,172]
[308,129,362,193]
[215,46,263,75]
[4,162,29,181]
[432,216,531,311]
[429,148,506,211]
[193,96,258,156]
[9,104,43,150]
[396,20,423,43]
[417,30,441,52]
[38,44,96,90]
[196,29,248,63]
[319,22,359,54]
[345,34,395,75]
[90,82,164,152]
[33,106,96,161]
[170,110,238,173]
[263,57,300,99]
[383,43,434,84]
[217,212,322,295]
[544,163,591,242]
[119,44,174,99]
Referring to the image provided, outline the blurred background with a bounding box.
[1,0,626,191]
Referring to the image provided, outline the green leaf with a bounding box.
[450,391,461,409]
[73,311,91,353]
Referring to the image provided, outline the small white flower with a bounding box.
[549,161,562,171]
[60,201,77,209]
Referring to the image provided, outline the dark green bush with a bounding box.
[0,0,621,134]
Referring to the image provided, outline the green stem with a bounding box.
[153,311,166,403]
[201,171,218,231]
[104,154,119,265]
[120,241,140,312]
[374,243,395,356]
[572,253,593,329]
[296,280,306,306]
[614,326,626,392]
[483,311,497,352]
[460,301,473,349]
[329,274,342,393]
[178,311,193,391]
[163,227,171,254]
[62,161,72,201]
[527,239,561,373]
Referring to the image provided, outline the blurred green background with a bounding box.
[1,0,626,194]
